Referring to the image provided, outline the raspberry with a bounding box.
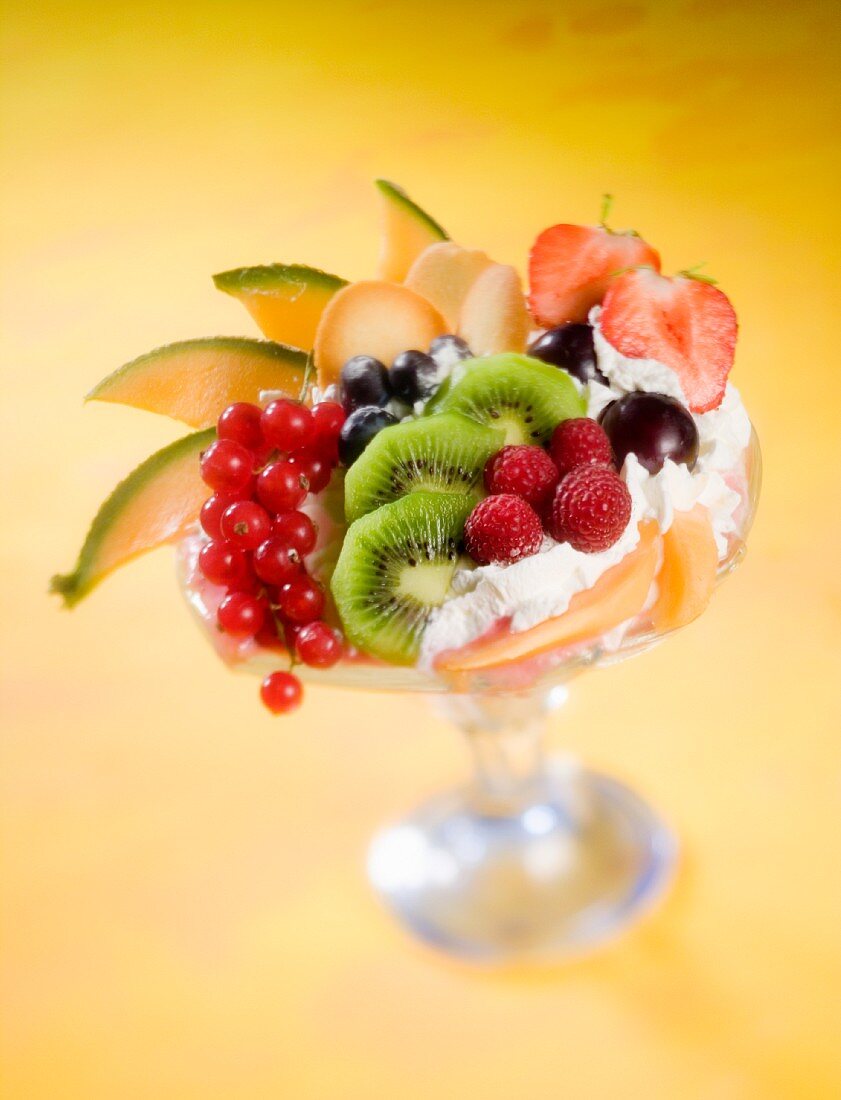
[464,494,543,565]
[483,445,559,511]
[549,418,614,480]
[547,465,631,553]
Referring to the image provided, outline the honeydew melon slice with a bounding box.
[375,179,449,282]
[50,429,214,608]
[435,521,660,674]
[213,263,347,351]
[87,338,307,428]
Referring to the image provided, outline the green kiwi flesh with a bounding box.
[343,411,503,522]
[436,353,585,444]
[330,492,473,665]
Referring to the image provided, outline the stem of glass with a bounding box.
[434,691,556,817]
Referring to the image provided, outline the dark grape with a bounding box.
[599,392,699,474]
[390,350,439,404]
[339,355,391,414]
[528,324,606,384]
[338,406,399,467]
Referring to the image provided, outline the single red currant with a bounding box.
[256,460,309,513]
[253,537,302,586]
[290,448,331,493]
[278,575,325,624]
[217,402,264,451]
[260,670,303,715]
[295,621,343,668]
[200,492,239,540]
[198,540,249,587]
[272,510,317,556]
[199,439,254,493]
[220,500,272,550]
[216,592,266,637]
[311,401,345,463]
[255,617,285,651]
[261,399,315,452]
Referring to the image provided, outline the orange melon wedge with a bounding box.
[213,264,347,352]
[314,280,446,390]
[436,522,660,674]
[50,429,214,607]
[375,179,449,282]
[87,337,307,428]
[651,505,718,632]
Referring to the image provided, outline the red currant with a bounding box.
[311,401,345,461]
[217,402,264,450]
[253,537,302,586]
[261,399,315,452]
[220,500,272,550]
[216,592,266,637]
[198,540,249,587]
[255,617,285,651]
[257,460,309,513]
[284,621,303,653]
[295,621,343,668]
[200,439,254,493]
[290,448,331,493]
[225,567,261,596]
[200,492,239,540]
[272,510,317,556]
[278,575,325,624]
[260,670,303,715]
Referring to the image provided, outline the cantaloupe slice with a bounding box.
[436,522,660,674]
[314,280,446,389]
[51,429,214,608]
[375,179,449,282]
[87,337,307,428]
[458,263,530,355]
[650,505,718,632]
[404,242,493,329]
[212,264,347,351]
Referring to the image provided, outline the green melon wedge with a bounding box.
[87,337,307,428]
[213,264,347,352]
[375,179,449,282]
[50,429,214,608]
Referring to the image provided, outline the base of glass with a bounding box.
[367,758,677,963]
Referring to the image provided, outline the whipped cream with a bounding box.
[419,316,751,667]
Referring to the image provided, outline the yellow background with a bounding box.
[2,1,841,1096]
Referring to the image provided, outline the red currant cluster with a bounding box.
[198,397,347,715]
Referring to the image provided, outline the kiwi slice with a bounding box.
[343,412,503,522]
[331,492,472,665]
[436,353,585,445]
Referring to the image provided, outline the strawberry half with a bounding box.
[528,224,660,327]
[600,268,737,413]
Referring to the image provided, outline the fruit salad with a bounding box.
[52,184,755,714]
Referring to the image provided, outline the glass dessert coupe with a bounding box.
[179,429,761,964]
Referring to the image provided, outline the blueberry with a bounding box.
[528,324,607,385]
[390,350,439,405]
[599,392,699,474]
[340,355,391,414]
[338,406,399,467]
[429,334,472,363]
